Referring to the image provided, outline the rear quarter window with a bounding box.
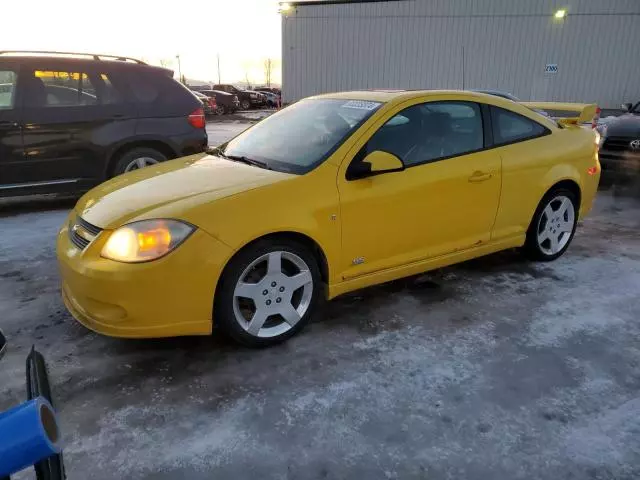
[491,106,549,145]
[124,69,198,115]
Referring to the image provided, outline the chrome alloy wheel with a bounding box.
[233,251,314,338]
[124,156,160,172]
[536,195,575,256]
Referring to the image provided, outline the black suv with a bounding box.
[212,84,265,110]
[599,101,640,186]
[0,51,207,197]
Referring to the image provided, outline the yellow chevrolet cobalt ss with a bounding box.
[57,90,600,347]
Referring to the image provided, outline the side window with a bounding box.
[98,73,125,104]
[491,106,548,145]
[0,70,17,110]
[126,71,160,103]
[27,70,98,107]
[364,101,483,167]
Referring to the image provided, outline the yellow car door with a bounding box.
[337,99,501,281]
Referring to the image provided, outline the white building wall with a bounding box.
[282,0,640,108]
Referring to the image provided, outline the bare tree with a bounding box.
[264,58,273,87]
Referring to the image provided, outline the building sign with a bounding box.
[545,64,558,74]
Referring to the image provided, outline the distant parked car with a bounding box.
[261,90,281,108]
[473,89,550,118]
[0,50,207,197]
[254,86,281,96]
[201,89,240,115]
[192,90,217,116]
[212,84,265,110]
[598,101,640,186]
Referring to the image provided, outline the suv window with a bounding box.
[98,73,125,104]
[491,106,548,145]
[127,71,160,103]
[0,70,17,109]
[365,101,484,166]
[27,70,98,107]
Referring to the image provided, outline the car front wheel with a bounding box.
[215,239,321,347]
[241,99,251,110]
[524,188,578,261]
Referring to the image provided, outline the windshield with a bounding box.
[221,98,381,174]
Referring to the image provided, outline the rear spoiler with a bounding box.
[520,102,599,126]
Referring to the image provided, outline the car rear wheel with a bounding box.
[241,99,251,110]
[113,147,167,176]
[215,239,321,347]
[523,188,578,261]
[216,105,226,115]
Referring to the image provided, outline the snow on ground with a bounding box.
[1,184,640,479]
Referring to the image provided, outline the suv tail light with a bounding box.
[188,108,206,129]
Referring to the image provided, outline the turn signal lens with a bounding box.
[587,166,598,176]
[101,220,195,263]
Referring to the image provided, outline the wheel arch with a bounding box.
[528,178,582,234]
[106,139,178,178]
[214,230,330,299]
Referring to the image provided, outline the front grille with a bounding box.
[602,136,635,152]
[69,216,102,251]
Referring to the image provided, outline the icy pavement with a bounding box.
[1,193,639,479]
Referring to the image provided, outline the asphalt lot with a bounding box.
[1,156,640,477]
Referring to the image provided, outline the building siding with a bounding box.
[282,0,640,107]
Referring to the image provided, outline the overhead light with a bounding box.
[554,9,567,19]
[280,2,292,12]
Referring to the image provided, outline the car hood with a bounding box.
[605,114,640,137]
[76,153,293,229]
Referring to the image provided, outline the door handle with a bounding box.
[468,171,492,183]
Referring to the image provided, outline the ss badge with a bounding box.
[352,257,365,265]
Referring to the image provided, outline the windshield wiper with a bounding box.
[223,153,271,170]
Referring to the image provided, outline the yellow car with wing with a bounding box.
[57,90,600,347]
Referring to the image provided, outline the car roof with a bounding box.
[0,55,172,75]
[310,89,512,104]
[309,89,559,128]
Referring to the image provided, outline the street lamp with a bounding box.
[554,9,567,19]
[176,54,182,83]
[279,2,292,13]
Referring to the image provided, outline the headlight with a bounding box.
[101,219,195,263]
[596,124,607,148]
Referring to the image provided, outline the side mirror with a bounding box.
[621,103,632,112]
[0,329,6,360]
[348,151,405,180]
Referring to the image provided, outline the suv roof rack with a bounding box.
[0,50,146,64]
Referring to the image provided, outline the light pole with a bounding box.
[176,54,182,83]
[217,53,221,84]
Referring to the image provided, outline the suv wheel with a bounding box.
[216,105,226,115]
[215,239,322,347]
[113,147,168,176]
[241,99,251,110]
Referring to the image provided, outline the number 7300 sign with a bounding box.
[545,64,558,74]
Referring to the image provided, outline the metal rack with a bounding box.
[0,51,146,64]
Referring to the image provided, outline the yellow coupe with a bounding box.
[57,90,600,346]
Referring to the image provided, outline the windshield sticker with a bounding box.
[342,100,380,111]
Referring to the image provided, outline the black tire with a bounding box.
[214,238,322,348]
[216,104,226,115]
[112,147,168,177]
[241,99,251,110]
[523,187,579,261]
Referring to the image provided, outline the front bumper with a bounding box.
[57,217,232,338]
